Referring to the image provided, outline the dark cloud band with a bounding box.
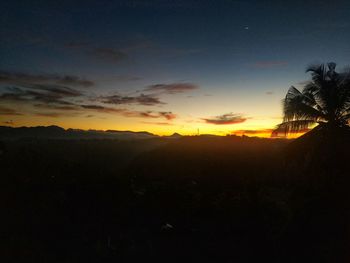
[203,113,246,125]
[144,83,198,94]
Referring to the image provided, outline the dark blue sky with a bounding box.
[1,0,350,135]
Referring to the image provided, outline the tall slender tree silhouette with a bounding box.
[274,62,350,135]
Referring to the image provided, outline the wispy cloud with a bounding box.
[203,113,247,125]
[34,112,67,118]
[0,85,82,105]
[123,110,176,120]
[65,37,202,63]
[0,71,94,87]
[0,71,92,107]
[80,104,125,114]
[231,129,273,135]
[33,104,79,111]
[141,121,173,126]
[2,120,14,125]
[30,102,176,120]
[100,93,165,106]
[265,91,274,95]
[65,42,128,63]
[159,111,176,120]
[0,84,178,119]
[80,104,176,120]
[0,106,23,116]
[111,75,143,82]
[88,48,128,63]
[144,83,198,94]
[0,70,181,120]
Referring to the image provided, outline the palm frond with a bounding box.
[276,62,350,136]
[306,64,327,83]
[273,120,317,136]
[303,82,319,94]
[342,113,350,122]
[340,106,350,122]
[283,86,324,123]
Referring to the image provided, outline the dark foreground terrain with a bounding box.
[1,129,350,262]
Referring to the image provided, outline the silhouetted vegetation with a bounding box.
[275,62,350,135]
[1,128,350,262]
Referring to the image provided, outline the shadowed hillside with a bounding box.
[1,129,350,262]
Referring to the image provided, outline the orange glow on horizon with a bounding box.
[0,108,310,139]
[2,116,309,139]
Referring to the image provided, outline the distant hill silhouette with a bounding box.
[164,132,182,139]
[0,125,159,140]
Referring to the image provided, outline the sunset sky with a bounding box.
[1,0,350,136]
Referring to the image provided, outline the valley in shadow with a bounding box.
[1,126,350,262]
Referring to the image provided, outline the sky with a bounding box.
[1,0,350,136]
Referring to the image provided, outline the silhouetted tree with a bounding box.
[275,62,350,134]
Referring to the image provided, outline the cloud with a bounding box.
[64,37,203,64]
[125,111,159,118]
[65,42,128,63]
[33,104,79,111]
[265,91,274,95]
[88,48,128,63]
[232,129,273,135]
[57,76,94,87]
[0,71,90,108]
[0,106,23,116]
[252,61,288,68]
[118,109,175,120]
[0,85,82,105]
[159,111,176,120]
[81,104,108,110]
[100,93,165,106]
[131,110,176,120]
[0,70,179,120]
[26,84,83,97]
[144,83,198,94]
[0,71,94,87]
[2,120,14,125]
[123,110,175,120]
[0,85,176,120]
[98,83,198,108]
[80,104,125,114]
[34,112,63,118]
[80,104,176,120]
[141,121,173,126]
[112,75,143,82]
[203,113,247,125]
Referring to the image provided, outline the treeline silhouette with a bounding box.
[1,131,350,262]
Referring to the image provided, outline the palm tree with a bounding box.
[274,62,350,135]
